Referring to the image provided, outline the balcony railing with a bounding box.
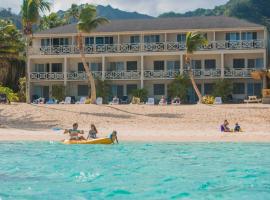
[29,40,265,55]
[30,68,257,81]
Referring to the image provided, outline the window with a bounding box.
[96,36,113,45]
[34,64,49,72]
[233,59,245,69]
[204,83,214,95]
[241,32,257,40]
[154,61,165,71]
[144,35,160,43]
[154,84,165,96]
[91,63,102,71]
[167,61,180,71]
[41,38,50,47]
[247,59,255,68]
[204,60,216,70]
[127,84,138,96]
[127,61,137,71]
[177,34,186,43]
[85,37,94,45]
[52,38,69,46]
[111,85,124,98]
[51,63,62,72]
[130,36,140,44]
[233,83,245,94]
[109,62,124,71]
[78,63,89,72]
[191,60,202,69]
[248,58,263,69]
[78,85,89,96]
[247,83,262,97]
[226,32,240,41]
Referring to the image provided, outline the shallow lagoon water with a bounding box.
[0,142,270,200]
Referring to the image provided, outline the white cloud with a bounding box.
[2,0,229,16]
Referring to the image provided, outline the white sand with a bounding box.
[0,103,270,142]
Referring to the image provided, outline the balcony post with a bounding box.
[64,56,67,86]
[180,54,184,75]
[221,53,224,78]
[164,32,167,51]
[140,55,144,88]
[102,56,105,80]
[263,50,267,69]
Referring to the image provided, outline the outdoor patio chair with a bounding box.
[171,97,181,105]
[214,97,223,104]
[109,97,120,105]
[0,93,8,104]
[96,97,103,105]
[121,96,129,104]
[146,98,155,105]
[46,98,56,104]
[61,97,71,104]
[131,97,141,104]
[76,97,86,104]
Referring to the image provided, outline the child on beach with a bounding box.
[64,123,85,140]
[234,123,242,132]
[87,124,98,139]
[221,120,232,132]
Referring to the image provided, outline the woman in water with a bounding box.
[87,124,98,139]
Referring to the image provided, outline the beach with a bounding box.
[0,103,270,142]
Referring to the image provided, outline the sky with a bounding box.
[1,0,229,16]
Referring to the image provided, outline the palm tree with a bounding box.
[65,4,80,23]
[185,32,207,103]
[21,0,50,103]
[77,4,109,103]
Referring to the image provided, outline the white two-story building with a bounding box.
[28,16,268,103]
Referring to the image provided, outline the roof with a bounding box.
[35,16,264,35]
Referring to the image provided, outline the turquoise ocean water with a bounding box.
[0,142,270,200]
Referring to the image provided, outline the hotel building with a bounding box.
[28,16,268,103]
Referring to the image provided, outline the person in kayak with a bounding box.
[64,123,85,140]
[87,124,98,139]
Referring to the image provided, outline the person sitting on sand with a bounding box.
[234,122,242,132]
[87,124,98,139]
[64,123,85,140]
[221,120,231,132]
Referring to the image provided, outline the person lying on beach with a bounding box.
[87,124,98,139]
[64,123,85,140]
[221,120,232,132]
[234,123,242,132]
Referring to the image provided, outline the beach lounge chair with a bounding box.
[109,97,119,105]
[214,97,222,104]
[61,97,71,104]
[121,96,128,104]
[244,96,262,104]
[46,98,56,104]
[146,98,155,105]
[96,97,103,105]
[76,97,86,104]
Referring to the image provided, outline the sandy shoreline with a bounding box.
[0,103,270,142]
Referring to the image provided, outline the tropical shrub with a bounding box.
[96,79,111,103]
[18,77,26,102]
[52,85,65,101]
[167,75,190,102]
[212,79,233,102]
[202,95,215,104]
[132,88,148,103]
[0,85,19,102]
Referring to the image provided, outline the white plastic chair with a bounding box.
[214,97,222,104]
[96,97,103,105]
[146,98,155,105]
[64,97,71,104]
[76,97,86,104]
[110,97,119,105]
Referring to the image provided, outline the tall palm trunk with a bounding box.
[25,35,30,103]
[77,32,96,103]
[185,54,202,103]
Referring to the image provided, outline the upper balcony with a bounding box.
[29,40,265,56]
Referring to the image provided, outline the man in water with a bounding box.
[64,123,85,140]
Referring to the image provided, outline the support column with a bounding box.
[213,31,216,41]
[140,55,144,89]
[64,57,67,86]
[26,57,31,103]
[180,54,184,75]
[263,50,267,69]
[164,33,167,51]
[102,56,105,80]
[221,53,224,78]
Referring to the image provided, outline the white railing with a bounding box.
[67,71,102,80]
[29,40,265,55]
[104,71,141,80]
[30,72,64,80]
[224,68,255,78]
[183,69,221,79]
[144,70,180,79]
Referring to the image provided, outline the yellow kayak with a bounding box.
[62,131,118,145]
